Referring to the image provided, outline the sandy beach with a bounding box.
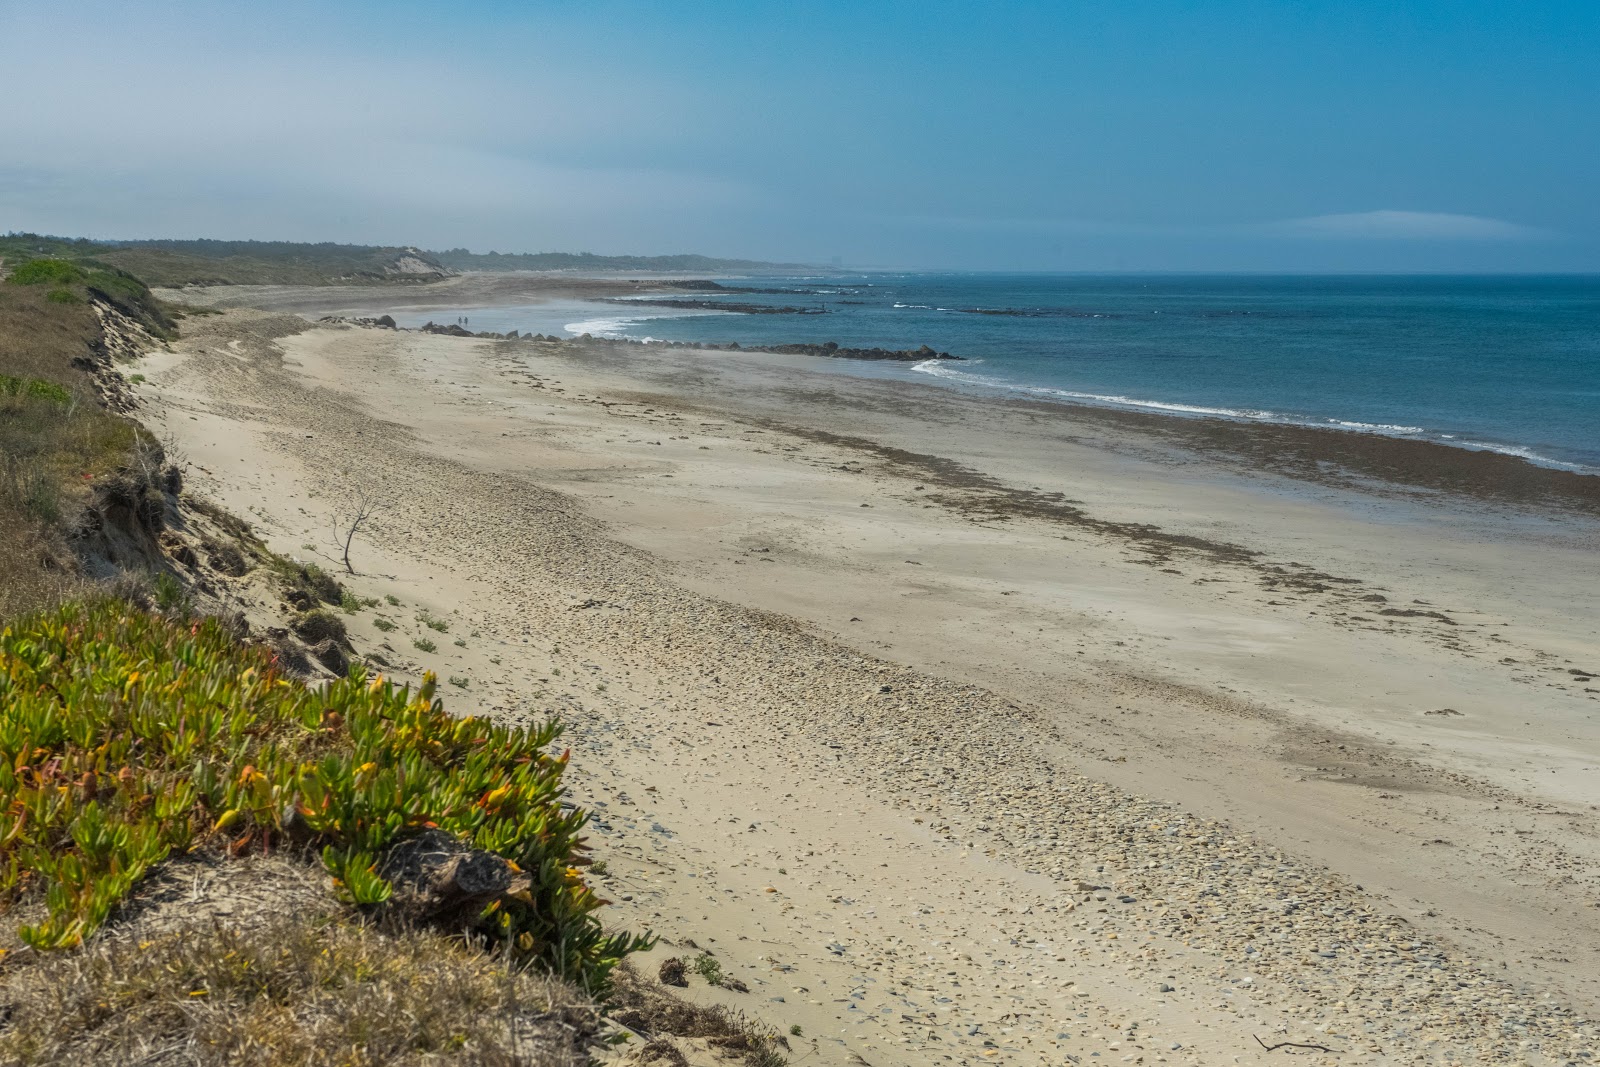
[131,284,1600,1066]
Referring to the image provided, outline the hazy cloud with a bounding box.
[1,2,1593,270]
[1270,210,1548,241]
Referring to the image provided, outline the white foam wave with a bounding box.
[910,360,1278,420]
[1451,441,1590,471]
[1328,420,1425,434]
[563,306,734,340]
[563,316,641,338]
[908,359,1595,472]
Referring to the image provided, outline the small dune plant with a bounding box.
[0,600,649,990]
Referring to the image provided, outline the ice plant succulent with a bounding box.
[0,599,647,990]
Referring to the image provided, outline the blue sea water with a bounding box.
[396,274,1600,472]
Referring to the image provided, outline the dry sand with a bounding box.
[132,297,1600,1066]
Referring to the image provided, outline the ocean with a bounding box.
[390,274,1600,472]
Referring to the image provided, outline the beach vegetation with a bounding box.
[0,276,151,620]
[691,952,725,986]
[384,594,401,606]
[291,608,347,646]
[339,589,363,614]
[372,616,396,632]
[413,636,437,653]
[6,259,85,287]
[0,913,602,1066]
[152,570,187,612]
[418,610,449,633]
[448,675,469,689]
[0,600,649,987]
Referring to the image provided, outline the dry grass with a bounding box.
[0,283,102,391]
[0,274,160,622]
[0,912,600,1066]
[607,965,788,1067]
[0,522,90,621]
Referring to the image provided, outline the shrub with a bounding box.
[339,589,362,614]
[413,637,437,653]
[6,259,85,287]
[692,952,724,986]
[0,601,648,989]
[291,608,347,645]
[384,594,400,606]
[417,611,449,633]
[372,617,396,632]
[448,676,469,689]
[299,563,342,603]
[152,571,186,612]
[0,375,72,405]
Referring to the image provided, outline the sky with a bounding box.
[2,0,1597,271]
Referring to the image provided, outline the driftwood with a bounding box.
[1254,1034,1341,1054]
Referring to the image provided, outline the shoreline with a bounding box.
[130,301,1600,1065]
[564,333,1600,512]
[163,275,1600,509]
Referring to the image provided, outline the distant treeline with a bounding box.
[0,234,809,287]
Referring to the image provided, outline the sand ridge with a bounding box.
[132,309,1599,1066]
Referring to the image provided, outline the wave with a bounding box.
[908,360,1591,472]
[910,360,1280,420]
[1448,441,1592,472]
[563,306,735,340]
[563,316,645,339]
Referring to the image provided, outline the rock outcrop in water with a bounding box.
[598,297,826,315]
[736,341,960,361]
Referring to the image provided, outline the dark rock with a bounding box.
[658,957,689,987]
[743,340,961,362]
[598,297,826,315]
[419,321,475,337]
[309,638,349,675]
[267,638,313,677]
[378,828,519,922]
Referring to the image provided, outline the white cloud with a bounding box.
[1270,210,1548,240]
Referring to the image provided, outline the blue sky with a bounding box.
[2,0,1596,270]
